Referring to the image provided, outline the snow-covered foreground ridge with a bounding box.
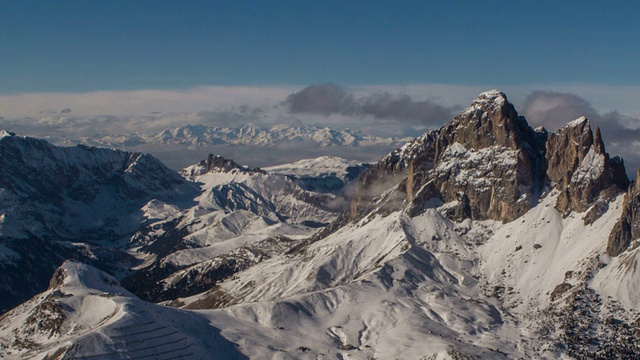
[2,90,640,359]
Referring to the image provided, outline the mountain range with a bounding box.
[65,124,413,149]
[2,90,640,359]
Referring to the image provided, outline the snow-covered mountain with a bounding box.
[71,124,412,149]
[2,90,640,359]
[122,154,350,304]
[0,134,360,313]
[0,131,198,313]
[0,261,247,359]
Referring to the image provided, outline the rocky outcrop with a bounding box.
[354,90,628,224]
[546,117,629,217]
[182,153,264,177]
[427,90,547,221]
[356,90,546,222]
[607,169,640,256]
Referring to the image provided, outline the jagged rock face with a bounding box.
[357,90,546,222]
[428,91,546,221]
[356,90,630,224]
[607,170,640,256]
[434,90,539,157]
[546,118,629,215]
[359,131,438,189]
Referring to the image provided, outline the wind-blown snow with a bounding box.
[571,147,605,184]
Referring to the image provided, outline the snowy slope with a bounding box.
[264,156,369,193]
[3,193,631,359]
[156,189,627,358]
[0,261,247,360]
[120,155,349,304]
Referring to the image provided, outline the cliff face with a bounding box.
[546,118,629,217]
[355,90,546,222]
[426,90,546,221]
[354,90,629,225]
[607,169,640,256]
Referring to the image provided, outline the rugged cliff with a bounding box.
[354,90,628,224]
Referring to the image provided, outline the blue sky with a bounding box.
[2,1,639,92]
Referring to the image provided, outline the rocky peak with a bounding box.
[435,90,536,157]
[546,117,629,216]
[353,90,629,225]
[200,154,244,173]
[546,117,593,188]
[422,90,546,221]
[354,90,546,222]
[184,154,264,177]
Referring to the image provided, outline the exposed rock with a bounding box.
[355,90,546,222]
[550,283,572,301]
[546,118,629,216]
[48,267,66,290]
[426,90,547,221]
[182,153,264,177]
[439,192,472,221]
[607,168,640,256]
[354,90,629,225]
[582,199,610,225]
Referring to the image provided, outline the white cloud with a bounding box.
[0,86,297,117]
[3,83,640,120]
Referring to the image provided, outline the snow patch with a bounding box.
[571,147,604,184]
[0,130,15,140]
[565,116,588,128]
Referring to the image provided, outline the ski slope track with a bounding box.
[2,90,640,359]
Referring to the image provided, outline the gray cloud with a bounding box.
[285,83,357,116]
[284,83,460,126]
[522,91,600,130]
[522,90,640,176]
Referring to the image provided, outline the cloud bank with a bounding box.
[284,83,460,127]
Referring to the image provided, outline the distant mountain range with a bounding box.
[65,124,413,149]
